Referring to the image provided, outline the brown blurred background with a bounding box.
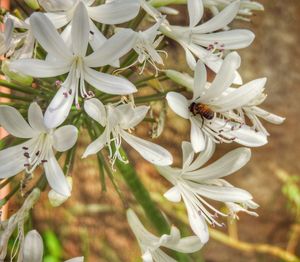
[7,0,300,261]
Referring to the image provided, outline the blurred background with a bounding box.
[3,0,300,261]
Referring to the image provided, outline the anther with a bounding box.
[63,92,68,98]
[24,152,30,158]
[22,147,28,150]
[41,160,48,163]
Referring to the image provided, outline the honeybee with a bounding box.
[189,102,215,120]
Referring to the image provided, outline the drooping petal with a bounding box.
[30,12,72,59]
[43,149,71,197]
[164,186,182,203]
[84,98,107,126]
[192,30,255,49]
[0,105,37,138]
[193,60,207,101]
[83,66,137,95]
[190,118,205,152]
[183,148,251,180]
[121,130,173,166]
[28,102,47,133]
[84,29,137,68]
[82,130,107,158]
[164,235,203,253]
[10,59,70,78]
[71,2,89,56]
[166,92,190,119]
[188,0,203,27]
[53,125,78,152]
[201,52,241,101]
[182,141,195,171]
[249,107,286,124]
[192,0,240,34]
[87,0,140,25]
[232,126,268,147]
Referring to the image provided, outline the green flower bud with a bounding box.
[24,0,40,10]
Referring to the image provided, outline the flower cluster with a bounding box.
[0,0,284,261]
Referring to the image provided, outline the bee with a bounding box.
[189,102,215,120]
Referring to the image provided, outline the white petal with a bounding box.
[188,0,203,27]
[53,125,78,152]
[192,0,240,34]
[193,60,207,101]
[182,141,195,170]
[87,0,140,24]
[183,148,251,180]
[83,67,137,95]
[192,30,255,49]
[28,102,47,133]
[88,19,107,50]
[213,78,267,111]
[84,29,137,67]
[65,257,84,262]
[202,52,241,101]
[43,150,71,197]
[250,107,285,124]
[23,230,43,262]
[125,106,149,129]
[10,59,70,78]
[82,130,107,158]
[84,98,106,126]
[39,0,74,12]
[48,177,72,207]
[142,250,153,262]
[166,92,190,119]
[164,235,203,253]
[121,130,173,166]
[232,126,268,147]
[164,186,182,203]
[190,118,205,152]
[0,105,37,138]
[30,13,72,59]
[71,2,89,56]
[44,12,71,29]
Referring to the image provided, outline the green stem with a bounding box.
[0,79,40,95]
[0,92,33,102]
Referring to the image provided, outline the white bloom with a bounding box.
[160,0,255,84]
[127,209,203,261]
[0,103,78,196]
[83,98,173,166]
[166,52,268,152]
[156,140,258,243]
[0,17,14,56]
[48,176,73,207]
[11,3,137,129]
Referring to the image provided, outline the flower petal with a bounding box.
[0,105,37,138]
[84,29,137,68]
[121,130,173,166]
[43,150,71,197]
[164,235,203,253]
[250,107,286,124]
[190,118,205,152]
[84,98,106,126]
[188,0,203,27]
[23,230,43,262]
[28,102,47,133]
[53,125,78,152]
[193,60,207,101]
[166,92,190,119]
[30,12,72,59]
[83,67,137,95]
[82,130,107,158]
[164,186,182,203]
[64,257,84,262]
[44,12,71,29]
[87,0,140,24]
[71,2,89,56]
[192,0,240,34]
[182,141,195,171]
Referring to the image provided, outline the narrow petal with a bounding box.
[82,130,107,158]
[71,2,89,56]
[53,125,78,152]
[182,141,195,170]
[44,12,71,29]
[183,148,251,180]
[250,107,286,124]
[188,0,203,27]
[84,29,137,67]
[89,19,107,50]
[202,52,241,101]
[10,59,70,78]
[43,150,71,197]
[121,130,173,166]
[125,106,149,129]
[84,98,107,126]
[164,236,203,253]
[190,118,205,152]
[192,30,255,49]
[30,13,72,59]
[28,102,47,133]
[166,92,190,119]
[87,0,140,24]
[83,67,137,95]
[232,126,268,147]
[192,0,240,34]
[193,60,207,101]
[164,186,182,203]
[0,105,37,138]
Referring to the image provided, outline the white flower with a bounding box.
[0,103,78,196]
[156,140,258,243]
[83,98,173,166]
[48,176,73,207]
[11,3,137,129]
[160,0,255,84]
[0,17,14,56]
[127,209,203,261]
[166,52,268,152]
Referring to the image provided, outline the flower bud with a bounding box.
[48,177,73,207]
[23,230,44,262]
[165,69,193,91]
[24,0,40,10]
[1,61,33,86]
